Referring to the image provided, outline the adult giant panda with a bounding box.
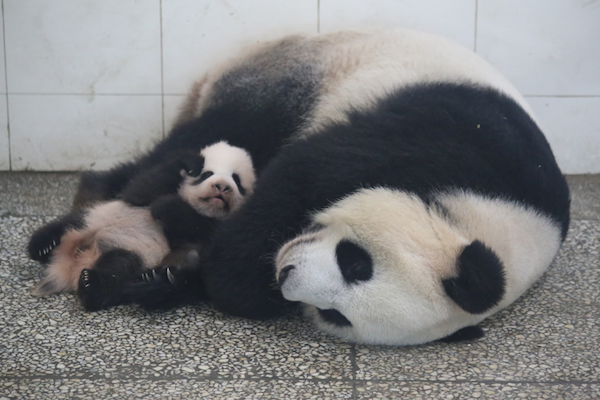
[91,28,568,345]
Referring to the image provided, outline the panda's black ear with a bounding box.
[180,154,205,178]
[442,240,506,314]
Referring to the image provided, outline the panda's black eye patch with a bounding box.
[193,171,214,185]
[317,308,352,327]
[232,173,246,195]
[336,240,373,284]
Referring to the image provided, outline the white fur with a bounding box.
[178,141,256,218]
[33,201,170,296]
[276,188,562,345]
[177,28,533,136]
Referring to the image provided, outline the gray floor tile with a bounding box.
[355,382,599,400]
[0,172,80,217]
[0,379,354,400]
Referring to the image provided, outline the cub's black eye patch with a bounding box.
[232,173,246,195]
[317,308,352,327]
[193,171,214,185]
[336,240,373,283]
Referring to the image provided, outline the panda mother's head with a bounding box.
[275,188,506,346]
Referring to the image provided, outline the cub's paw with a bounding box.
[28,221,65,263]
[78,269,119,311]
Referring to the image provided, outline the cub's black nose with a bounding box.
[278,265,295,287]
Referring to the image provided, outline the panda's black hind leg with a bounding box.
[78,249,146,311]
[28,209,87,264]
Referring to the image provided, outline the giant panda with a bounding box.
[83,28,568,345]
[27,141,256,311]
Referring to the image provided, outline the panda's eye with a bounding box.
[231,173,246,195]
[335,240,373,283]
[194,171,214,184]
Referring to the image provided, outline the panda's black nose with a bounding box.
[278,265,295,287]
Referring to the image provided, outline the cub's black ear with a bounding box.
[181,154,205,178]
[442,240,506,314]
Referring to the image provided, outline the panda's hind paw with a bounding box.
[141,267,178,286]
[78,268,103,311]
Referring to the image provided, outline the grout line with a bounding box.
[1,0,11,171]
[351,344,358,399]
[473,0,478,52]
[4,92,169,96]
[159,0,165,139]
[1,375,599,386]
[524,95,600,98]
[317,0,320,33]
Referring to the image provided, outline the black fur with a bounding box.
[335,240,374,284]
[119,151,205,207]
[78,249,146,311]
[150,194,216,250]
[442,240,506,314]
[28,209,88,264]
[129,83,569,320]
[439,326,484,343]
[318,309,353,327]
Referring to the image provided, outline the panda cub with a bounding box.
[27,141,255,311]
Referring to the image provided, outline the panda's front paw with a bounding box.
[28,221,65,263]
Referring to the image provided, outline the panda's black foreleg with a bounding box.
[28,209,88,264]
[150,194,216,249]
[119,152,205,207]
[78,248,146,311]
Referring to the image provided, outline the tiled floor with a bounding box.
[0,173,599,399]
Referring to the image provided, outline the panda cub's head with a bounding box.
[179,141,256,218]
[275,188,507,346]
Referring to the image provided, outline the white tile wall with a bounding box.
[0,11,8,170]
[477,0,600,96]
[4,0,162,95]
[9,94,163,170]
[529,97,600,175]
[162,0,318,95]
[0,96,9,171]
[320,0,476,49]
[1,0,598,173]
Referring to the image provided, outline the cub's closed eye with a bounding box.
[197,171,214,183]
